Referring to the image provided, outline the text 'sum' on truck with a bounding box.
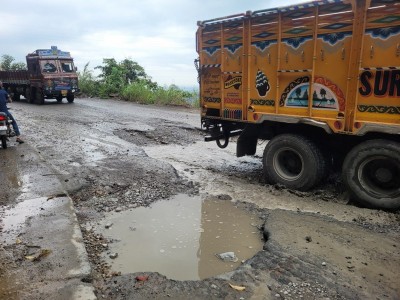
[0,46,79,104]
[195,0,400,209]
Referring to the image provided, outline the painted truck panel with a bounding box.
[197,0,400,135]
[196,0,400,210]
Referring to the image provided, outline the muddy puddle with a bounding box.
[93,194,264,280]
[0,197,51,245]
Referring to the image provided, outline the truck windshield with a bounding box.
[41,61,57,73]
[61,61,74,73]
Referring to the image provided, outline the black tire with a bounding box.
[1,136,7,149]
[263,134,326,191]
[36,88,44,105]
[67,94,74,103]
[13,93,20,102]
[342,140,400,210]
[56,95,63,103]
[26,88,34,104]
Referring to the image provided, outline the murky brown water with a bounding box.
[93,194,264,280]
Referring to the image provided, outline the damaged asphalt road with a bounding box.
[0,98,399,300]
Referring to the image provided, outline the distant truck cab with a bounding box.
[0,46,79,104]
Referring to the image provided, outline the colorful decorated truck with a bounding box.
[196,0,400,209]
[0,46,78,104]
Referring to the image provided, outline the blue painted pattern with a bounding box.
[282,36,313,49]
[225,44,242,55]
[203,46,221,56]
[318,31,352,46]
[251,40,278,52]
[366,26,400,40]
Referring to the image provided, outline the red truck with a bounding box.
[0,46,79,104]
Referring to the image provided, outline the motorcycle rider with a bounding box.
[0,81,24,143]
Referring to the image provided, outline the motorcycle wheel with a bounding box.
[1,136,7,149]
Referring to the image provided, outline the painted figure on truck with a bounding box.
[196,0,400,209]
[0,46,79,104]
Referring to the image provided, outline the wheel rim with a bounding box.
[272,147,304,181]
[358,156,400,198]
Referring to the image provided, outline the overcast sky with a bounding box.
[1,0,304,88]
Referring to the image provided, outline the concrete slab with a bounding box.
[0,145,96,299]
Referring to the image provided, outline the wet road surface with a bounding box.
[0,98,399,299]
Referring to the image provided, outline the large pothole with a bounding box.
[90,194,264,280]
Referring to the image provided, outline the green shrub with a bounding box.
[78,58,199,107]
[78,62,99,97]
[120,83,199,107]
[121,81,154,104]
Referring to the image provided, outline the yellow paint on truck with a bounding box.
[196,0,400,209]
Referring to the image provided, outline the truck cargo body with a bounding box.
[196,0,400,209]
[0,46,78,104]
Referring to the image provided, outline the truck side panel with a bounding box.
[199,0,400,135]
[0,70,29,85]
[222,21,246,120]
[311,3,353,123]
[356,0,400,125]
[249,14,279,116]
[200,24,223,118]
[277,6,315,119]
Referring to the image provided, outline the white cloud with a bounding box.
[1,0,305,87]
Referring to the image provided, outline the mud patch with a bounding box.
[114,121,203,146]
[0,150,21,206]
[72,157,199,214]
[0,247,21,300]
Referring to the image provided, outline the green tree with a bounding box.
[0,54,27,70]
[1,54,14,70]
[10,62,27,70]
[95,58,157,94]
[95,58,118,80]
[120,58,147,84]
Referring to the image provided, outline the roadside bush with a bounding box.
[78,58,199,107]
[78,62,98,97]
[121,83,199,107]
[98,66,126,98]
[120,81,154,104]
[153,85,192,106]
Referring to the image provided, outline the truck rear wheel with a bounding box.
[13,93,20,102]
[263,134,326,191]
[36,88,44,105]
[67,94,74,103]
[25,88,34,103]
[342,140,400,210]
[1,136,7,149]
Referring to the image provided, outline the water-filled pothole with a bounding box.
[93,194,264,280]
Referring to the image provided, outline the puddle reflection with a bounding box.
[94,194,264,280]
